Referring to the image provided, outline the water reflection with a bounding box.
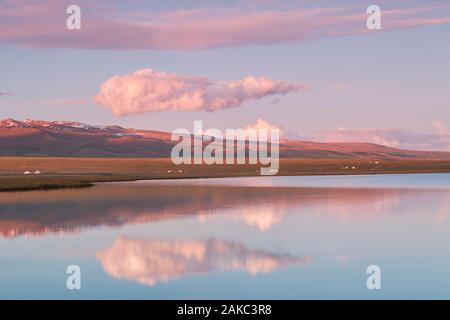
[97,237,310,286]
[1,175,450,299]
[0,183,447,237]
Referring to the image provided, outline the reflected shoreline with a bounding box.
[1,182,447,238]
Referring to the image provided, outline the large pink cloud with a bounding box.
[94,69,306,116]
[1,1,450,49]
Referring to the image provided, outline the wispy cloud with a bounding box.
[94,69,306,116]
[1,1,449,50]
[298,122,450,151]
[0,92,12,97]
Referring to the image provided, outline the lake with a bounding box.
[0,173,449,299]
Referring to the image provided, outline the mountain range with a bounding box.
[1,118,450,160]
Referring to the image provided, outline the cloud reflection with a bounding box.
[97,237,310,286]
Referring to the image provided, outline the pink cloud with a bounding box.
[1,1,449,49]
[432,120,450,135]
[245,118,282,134]
[94,69,306,116]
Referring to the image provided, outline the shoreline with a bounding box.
[2,169,450,193]
[1,157,449,192]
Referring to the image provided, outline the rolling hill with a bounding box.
[1,118,450,160]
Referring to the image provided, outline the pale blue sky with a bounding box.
[0,0,449,149]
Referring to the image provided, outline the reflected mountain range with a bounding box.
[0,183,447,238]
[97,237,310,286]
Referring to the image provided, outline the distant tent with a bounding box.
[34,170,41,175]
[23,171,31,175]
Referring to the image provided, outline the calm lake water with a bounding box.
[0,173,449,299]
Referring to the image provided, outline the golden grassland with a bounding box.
[0,157,449,192]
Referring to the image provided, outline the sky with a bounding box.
[0,0,449,151]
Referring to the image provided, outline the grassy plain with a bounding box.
[1,157,449,192]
